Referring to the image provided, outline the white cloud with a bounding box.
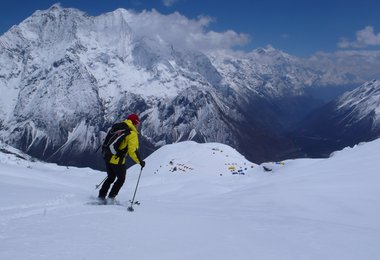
[338,26,380,49]
[162,0,179,7]
[125,9,250,52]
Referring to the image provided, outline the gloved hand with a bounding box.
[140,160,146,168]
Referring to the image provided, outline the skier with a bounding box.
[98,114,145,202]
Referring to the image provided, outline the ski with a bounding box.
[86,197,124,206]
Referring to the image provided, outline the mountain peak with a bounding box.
[1,5,379,169]
[32,3,83,19]
[48,3,63,12]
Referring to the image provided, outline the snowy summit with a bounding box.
[1,5,380,168]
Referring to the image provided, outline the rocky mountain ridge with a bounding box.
[0,4,379,168]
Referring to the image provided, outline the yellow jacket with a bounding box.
[109,119,141,165]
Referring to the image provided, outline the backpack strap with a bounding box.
[109,132,128,155]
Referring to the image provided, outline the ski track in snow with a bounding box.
[0,194,78,222]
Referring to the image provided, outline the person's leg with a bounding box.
[108,164,127,198]
[98,162,117,199]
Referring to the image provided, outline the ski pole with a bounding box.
[127,167,143,212]
[95,144,102,153]
[95,176,107,190]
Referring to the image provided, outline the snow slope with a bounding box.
[1,140,380,260]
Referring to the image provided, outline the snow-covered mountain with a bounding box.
[293,80,380,157]
[336,79,380,129]
[0,4,379,168]
[1,139,380,260]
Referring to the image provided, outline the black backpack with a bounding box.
[101,122,131,162]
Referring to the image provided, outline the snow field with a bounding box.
[1,140,380,260]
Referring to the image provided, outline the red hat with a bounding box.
[127,114,140,126]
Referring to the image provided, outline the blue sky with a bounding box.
[1,0,380,57]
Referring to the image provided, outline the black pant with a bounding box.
[98,162,126,198]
